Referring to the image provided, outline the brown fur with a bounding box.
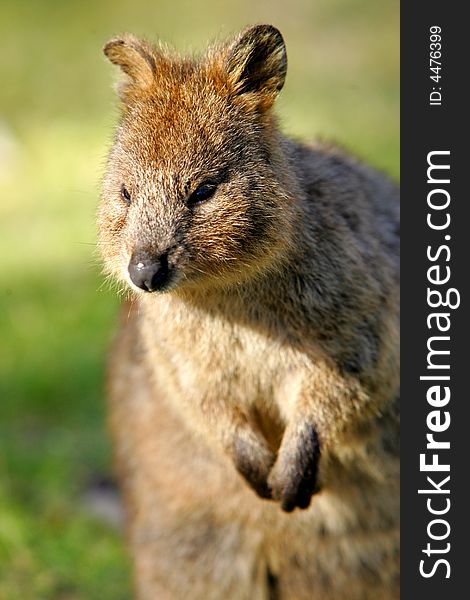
[99,25,399,599]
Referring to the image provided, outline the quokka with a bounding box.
[99,24,399,600]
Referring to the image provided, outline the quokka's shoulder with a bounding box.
[279,135,399,259]
[283,136,397,194]
[283,136,398,210]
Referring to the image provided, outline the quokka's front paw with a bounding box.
[232,433,276,499]
[267,423,321,512]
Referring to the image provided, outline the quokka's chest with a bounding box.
[139,297,307,410]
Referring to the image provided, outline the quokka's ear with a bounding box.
[224,25,287,109]
[103,34,157,97]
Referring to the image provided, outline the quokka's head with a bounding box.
[99,25,295,294]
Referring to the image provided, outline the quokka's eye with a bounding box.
[120,185,132,205]
[188,182,218,206]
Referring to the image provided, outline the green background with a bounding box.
[0,1,399,598]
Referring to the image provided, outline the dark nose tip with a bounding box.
[128,253,169,292]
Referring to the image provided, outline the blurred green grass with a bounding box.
[0,0,398,598]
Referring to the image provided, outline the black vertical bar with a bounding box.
[401,3,467,598]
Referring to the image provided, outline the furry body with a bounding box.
[100,26,399,599]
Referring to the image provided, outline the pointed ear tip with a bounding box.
[103,39,121,56]
[103,34,139,57]
[243,24,284,43]
[253,24,282,34]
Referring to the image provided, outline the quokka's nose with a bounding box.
[128,253,169,292]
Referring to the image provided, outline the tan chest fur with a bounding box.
[139,294,305,427]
